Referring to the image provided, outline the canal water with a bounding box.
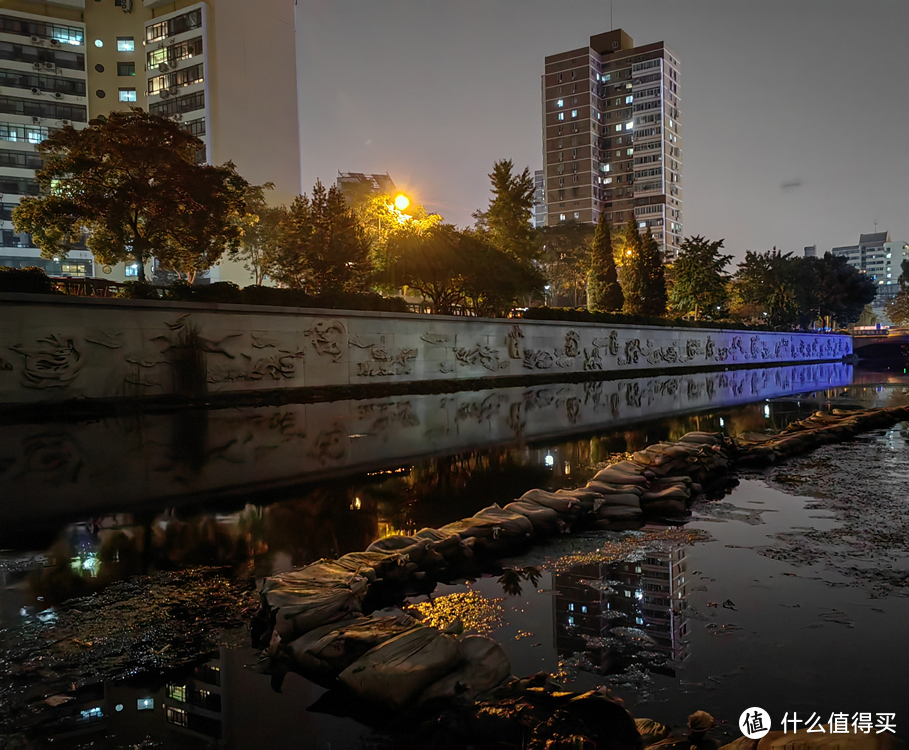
[1,363,908,748]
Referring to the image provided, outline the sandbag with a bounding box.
[518,488,583,516]
[641,486,690,503]
[285,614,419,684]
[367,535,415,552]
[419,635,511,704]
[267,583,367,641]
[503,501,566,535]
[585,481,644,497]
[592,467,650,486]
[609,460,648,475]
[263,561,365,592]
[593,493,641,510]
[636,717,672,745]
[472,505,535,536]
[338,626,463,708]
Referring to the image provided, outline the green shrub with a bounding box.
[115,280,161,300]
[192,281,243,304]
[521,306,785,332]
[0,266,58,295]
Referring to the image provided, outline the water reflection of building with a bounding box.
[34,660,223,748]
[555,546,689,678]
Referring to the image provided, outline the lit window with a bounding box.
[625,121,633,130]
[558,113,564,121]
[604,177,612,184]
[119,88,137,102]
[137,698,154,711]
[567,616,575,626]
[556,99,563,107]
[167,684,186,702]
[94,39,103,48]
[581,605,588,613]
[568,603,575,611]
[571,110,578,118]
[615,125,622,132]
[125,264,139,277]
[625,95,633,103]
[166,707,188,727]
[559,213,566,221]
[574,212,580,219]
[117,37,135,52]
[627,148,634,155]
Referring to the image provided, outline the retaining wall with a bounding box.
[0,293,852,404]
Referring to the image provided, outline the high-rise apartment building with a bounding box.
[0,0,300,282]
[832,231,908,308]
[542,29,682,260]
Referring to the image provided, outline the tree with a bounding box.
[270,180,371,294]
[378,225,542,316]
[473,159,537,263]
[668,235,732,319]
[536,222,595,307]
[13,108,248,283]
[350,192,442,272]
[731,250,801,326]
[620,219,646,315]
[640,227,667,316]
[885,291,909,326]
[809,253,876,327]
[586,214,623,312]
[228,182,285,285]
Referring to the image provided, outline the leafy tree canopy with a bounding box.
[620,219,647,315]
[885,291,909,326]
[13,108,247,283]
[228,182,284,285]
[536,221,595,307]
[377,225,543,316]
[668,235,732,319]
[639,227,667,316]
[350,192,442,271]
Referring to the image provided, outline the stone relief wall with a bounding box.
[0,295,853,404]
[0,362,852,524]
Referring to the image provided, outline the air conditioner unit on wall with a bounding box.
[30,35,41,44]
[159,90,171,99]
[54,92,63,99]
[49,39,60,47]
[44,62,55,71]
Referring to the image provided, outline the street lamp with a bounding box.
[394,194,410,211]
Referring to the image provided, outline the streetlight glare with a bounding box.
[394,194,410,211]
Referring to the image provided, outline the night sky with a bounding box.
[295,1,908,262]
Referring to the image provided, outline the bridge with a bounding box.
[853,327,909,359]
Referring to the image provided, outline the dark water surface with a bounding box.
[2,363,908,747]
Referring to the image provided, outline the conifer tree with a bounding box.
[586,214,624,312]
[640,227,668,316]
[620,219,646,315]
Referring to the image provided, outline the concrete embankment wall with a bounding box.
[0,293,852,405]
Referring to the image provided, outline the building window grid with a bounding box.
[0,42,86,72]
[148,63,204,95]
[0,122,50,144]
[0,15,84,46]
[147,37,203,70]
[0,95,87,122]
[0,69,86,97]
[145,9,203,44]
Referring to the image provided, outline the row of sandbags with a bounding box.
[256,408,909,710]
[735,404,909,466]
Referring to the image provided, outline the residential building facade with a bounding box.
[532,168,545,228]
[832,231,908,308]
[0,0,300,283]
[541,29,682,260]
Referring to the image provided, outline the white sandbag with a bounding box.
[593,467,650,486]
[338,626,463,708]
[268,584,367,641]
[503,501,566,535]
[419,635,511,704]
[285,614,419,683]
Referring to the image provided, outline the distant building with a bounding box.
[542,29,682,260]
[0,0,301,283]
[336,172,397,202]
[533,168,546,228]
[804,245,817,258]
[832,231,908,307]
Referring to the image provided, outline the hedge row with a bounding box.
[0,266,60,295]
[521,306,783,332]
[117,280,409,312]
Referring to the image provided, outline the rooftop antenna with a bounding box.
[611,0,614,30]
[874,220,878,233]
